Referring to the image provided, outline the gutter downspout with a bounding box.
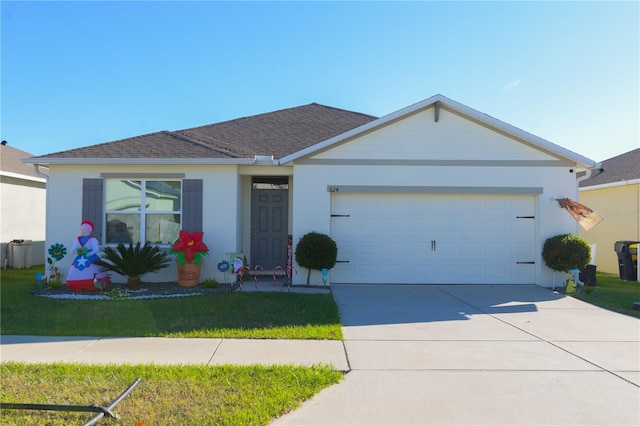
[30,164,49,273]
[32,164,49,181]
[576,163,602,186]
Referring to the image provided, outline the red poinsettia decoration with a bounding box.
[170,230,209,265]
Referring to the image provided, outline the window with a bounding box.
[104,179,181,245]
[252,176,289,189]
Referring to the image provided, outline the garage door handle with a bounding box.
[431,240,436,251]
[517,261,535,264]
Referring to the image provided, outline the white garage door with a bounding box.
[330,193,536,284]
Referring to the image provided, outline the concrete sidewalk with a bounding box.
[0,335,348,370]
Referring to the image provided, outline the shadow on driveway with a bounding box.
[331,284,559,326]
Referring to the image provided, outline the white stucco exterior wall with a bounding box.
[45,164,242,284]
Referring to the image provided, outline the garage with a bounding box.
[330,192,536,284]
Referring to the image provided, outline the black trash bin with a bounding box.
[579,264,597,286]
[614,241,639,281]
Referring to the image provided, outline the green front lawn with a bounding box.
[571,272,640,318]
[1,362,343,425]
[0,266,342,339]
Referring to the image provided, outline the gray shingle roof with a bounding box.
[579,148,640,187]
[0,143,41,178]
[33,103,378,161]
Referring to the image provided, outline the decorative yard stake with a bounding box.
[237,266,244,291]
[218,260,229,285]
[273,266,283,292]
[229,253,246,290]
[253,265,264,289]
[565,269,584,293]
[286,266,298,292]
[35,272,44,292]
[46,243,67,286]
[1,378,141,425]
[93,273,112,293]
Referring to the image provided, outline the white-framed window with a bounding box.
[104,179,181,245]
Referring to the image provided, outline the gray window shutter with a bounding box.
[82,178,104,238]
[182,179,203,232]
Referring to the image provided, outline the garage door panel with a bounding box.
[512,241,534,256]
[430,240,461,256]
[460,242,484,255]
[484,218,510,233]
[335,240,356,257]
[335,261,413,283]
[485,242,509,256]
[486,266,509,282]
[512,221,534,235]
[331,193,536,284]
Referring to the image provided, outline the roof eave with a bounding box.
[22,157,257,166]
[579,178,640,191]
[0,170,47,183]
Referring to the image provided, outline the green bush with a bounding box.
[542,233,591,272]
[294,232,338,285]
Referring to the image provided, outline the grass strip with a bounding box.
[570,272,640,318]
[1,267,342,339]
[0,362,343,425]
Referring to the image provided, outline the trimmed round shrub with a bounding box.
[542,234,591,272]
[294,232,338,285]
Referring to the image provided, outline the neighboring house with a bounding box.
[578,148,640,276]
[23,94,598,287]
[1,142,47,268]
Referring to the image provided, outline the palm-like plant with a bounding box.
[95,243,171,289]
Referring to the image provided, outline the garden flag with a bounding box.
[556,198,603,231]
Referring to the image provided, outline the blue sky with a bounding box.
[1,1,638,162]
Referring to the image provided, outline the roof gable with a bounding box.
[280,95,597,168]
[307,105,561,163]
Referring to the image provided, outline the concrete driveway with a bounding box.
[273,284,640,425]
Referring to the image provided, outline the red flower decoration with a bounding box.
[170,230,209,265]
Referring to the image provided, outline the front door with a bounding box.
[251,177,289,270]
